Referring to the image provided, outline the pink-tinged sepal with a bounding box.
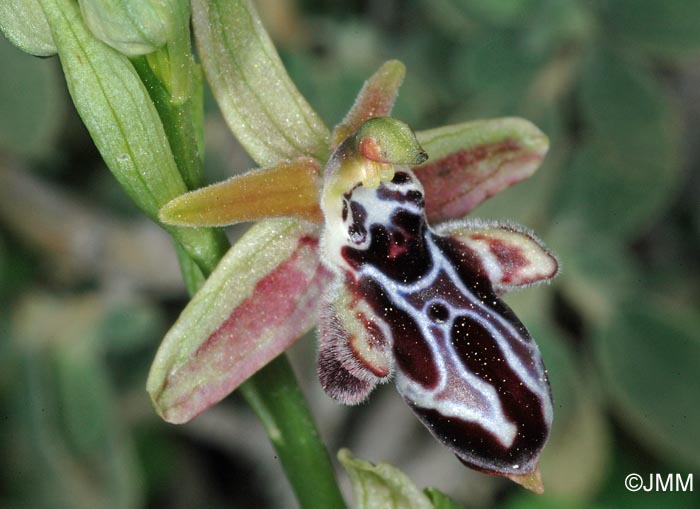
[147,219,329,423]
[413,118,549,222]
[435,219,559,293]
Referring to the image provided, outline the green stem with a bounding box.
[239,358,347,509]
[131,55,204,190]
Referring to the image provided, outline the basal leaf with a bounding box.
[10,294,142,509]
[554,141,676,239]
[558,49,681,237]
[594,298,700,470]
[547,217,636,327]
[601,0,700,55]
[338,448,434,509]
[424,488,464,509]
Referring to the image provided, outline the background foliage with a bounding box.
[1,0,699,507]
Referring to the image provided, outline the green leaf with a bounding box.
[556,49,681,237]
[554,141,677,239]
[38,0,227,273]
[338,448,434,509]
[39,0,183,215]
[0,0,56,56]
[451,30,547,111]
[502,493,588,509]
[191,0,330,166]
[442,0,536,27]
[594,298,700,470]
[595,448,700,509]
[142,0,193,104]
[0,37,63,158]
[424,488,464,509]
[579,49,680,170]
[600,0,700,55]
[99,300,165,353]
[8,294,142,509]
[539,385,609,500]
[547,218,636,327]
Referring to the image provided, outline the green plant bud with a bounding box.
[78,0,179,56]
[0,0,56,56]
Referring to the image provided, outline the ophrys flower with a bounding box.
[148,61,558,492]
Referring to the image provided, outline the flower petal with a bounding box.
[332,60,406,148]
[413,118,549,222]
[434,219,559,293]
[317,282,393,405]
[159,157,322,227]
[147,219,329,423]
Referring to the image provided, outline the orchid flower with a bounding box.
[147,60,558,493]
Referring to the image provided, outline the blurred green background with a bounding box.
[1,0,699,508]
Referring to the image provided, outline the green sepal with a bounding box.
[191,0,330,166]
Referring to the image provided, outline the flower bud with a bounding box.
[78,0,179,56]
